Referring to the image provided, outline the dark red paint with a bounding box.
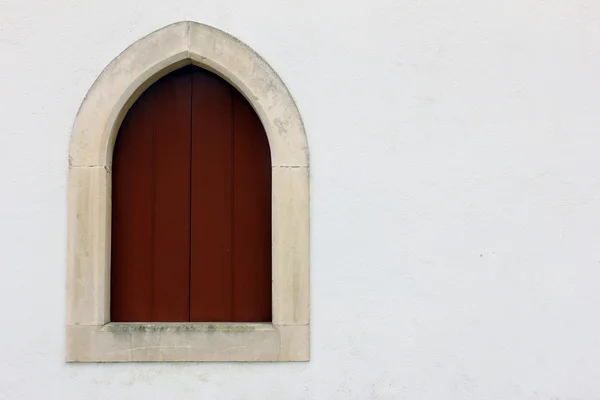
[111,66,272,323]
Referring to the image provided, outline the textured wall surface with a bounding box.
[1,0,600,398]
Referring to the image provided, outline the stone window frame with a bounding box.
[66,21,309,362]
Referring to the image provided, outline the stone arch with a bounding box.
[69,21,308,168]
[66,22,309,362]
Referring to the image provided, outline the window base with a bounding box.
[66,323,308,362]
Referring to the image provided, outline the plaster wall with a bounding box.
[1,0,600,398]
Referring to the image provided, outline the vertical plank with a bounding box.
[232,90,272,322]
[189,68,234,322]
[151,69,192,322]
[111,89,155,322]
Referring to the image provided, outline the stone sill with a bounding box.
[100,322,274,333]
[66,323,308,362]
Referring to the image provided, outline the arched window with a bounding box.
[66,22,308,362]
[111,66,272,323]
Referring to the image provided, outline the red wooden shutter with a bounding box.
[231,90,272,322]
[189,69,234,322]
[111,68,192,322]
[150,70,192,322]
[111,86,155,322]
[111,66,272,323]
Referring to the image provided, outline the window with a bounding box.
[66,22,309,362]
[111,66,272,323]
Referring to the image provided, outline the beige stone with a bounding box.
[67,325,131,362]
[272,167,310,326]
[278,325,310,361]
[66,166,111,326]
[70,22,189,168]
[66,21,310,362]
[187,23,309,168]
[66,324,307,362]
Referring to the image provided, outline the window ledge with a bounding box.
[66,323,308,362]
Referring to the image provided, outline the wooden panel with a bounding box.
[232,90,272,322]
[111,88,155,322]
[112,66,272,323]
[151,70,192,322]
[189,69,234,322]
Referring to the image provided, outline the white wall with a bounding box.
[1,0,600,398]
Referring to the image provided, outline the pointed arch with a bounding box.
[66,22,309,362]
